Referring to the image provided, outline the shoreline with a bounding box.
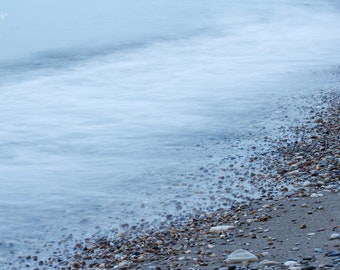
[18,91,339,269]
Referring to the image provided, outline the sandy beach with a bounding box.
[18,91,339,270]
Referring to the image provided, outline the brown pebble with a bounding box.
[72,261,80,268]
[300,224,307,229]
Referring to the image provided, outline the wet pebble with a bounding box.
[225,249,259,264]
[329,233,340,240]
[325,251,340,257]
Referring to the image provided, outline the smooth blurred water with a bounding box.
[1,0,340,267]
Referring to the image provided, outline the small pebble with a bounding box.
[284,260,299,267]
[329,233,340,240]
[326,251,340,257]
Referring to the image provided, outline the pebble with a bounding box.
[310,193,323,198]
[288,170,299,175]
[284,260,300,267]
[210,225,235,233]
[259,259,281,266]
[225,249,259,264]
[303,181,312,187]
[114,261,130,268]
[329,233,340,240]
[326,251,340,257]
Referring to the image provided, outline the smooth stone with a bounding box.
[303,181,312,187]
[303,256,313,261]
[210,225,235,232]
[117,261,130,268]
[314,248,323,253]
[260,259,281,266]
[329,233,340,240]
[310,193,323,198]
[284,260,300,267]
[326,251,340,257]
[225,249,259,264]
[288,170,299,175]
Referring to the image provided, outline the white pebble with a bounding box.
[310,193,323,198]
[260,259,281,266]
[284,260,299,267]
[329,233,340,240]
[210,225,234,232]
[303,181,312,187]
[225,249,259,264]
[288,170,299,175]
[117,261,130,268]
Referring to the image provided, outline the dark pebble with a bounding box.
[326,251,340,257]
[302,256,314,260]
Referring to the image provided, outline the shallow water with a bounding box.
[1,0,340,267]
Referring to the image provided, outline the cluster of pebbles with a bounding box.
[19,91,339,270]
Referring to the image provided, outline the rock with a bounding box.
[121,261,131,268]
[326,250,340,257]
[288,170,299,175]
[303,181,312,187]
[259,259,281,266]
[225,249,259,264]
[260,252,269,257]
[310,193,323,198]
[329,233,340,240]
[72,261,81,268]
[210,225,235,232]
[284,260,300,267]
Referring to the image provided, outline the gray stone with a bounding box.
[210,225,234,232]
[259,259,281,266]
[225,249,259,264]
[329,233,340,240]
[284,260,300,267]
[326,250,340,257]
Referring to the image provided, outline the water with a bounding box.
[1,0,340,267]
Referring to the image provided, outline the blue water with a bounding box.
[1,0,340,267]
